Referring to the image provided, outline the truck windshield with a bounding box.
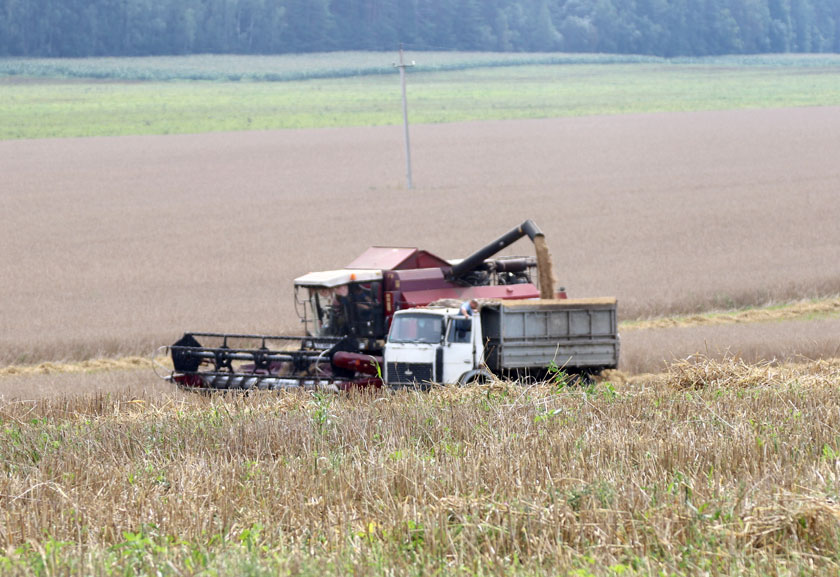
[389,314,444,344]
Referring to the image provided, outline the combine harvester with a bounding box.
[157,220,619,391]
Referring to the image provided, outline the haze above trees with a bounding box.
[2,0,838,58]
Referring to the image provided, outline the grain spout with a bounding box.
[534,234,556,299]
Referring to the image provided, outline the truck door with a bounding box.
[442,317,474,384]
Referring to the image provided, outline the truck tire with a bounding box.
[458,369,493,386]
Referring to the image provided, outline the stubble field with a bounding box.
[2,359,840,575]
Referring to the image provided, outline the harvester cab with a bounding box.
[293,268,385,343]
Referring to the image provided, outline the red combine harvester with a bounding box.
[161,220,565,391]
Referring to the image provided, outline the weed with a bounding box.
[309,390,336,434]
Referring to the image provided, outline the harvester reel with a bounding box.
[252,348,271,371]
[213,347,234,372]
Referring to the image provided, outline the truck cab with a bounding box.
[384,307,487,387]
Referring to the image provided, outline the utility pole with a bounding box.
[393,44,415,189]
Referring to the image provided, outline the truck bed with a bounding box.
[480,298,620,373]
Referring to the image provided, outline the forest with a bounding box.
[1,0,839,58]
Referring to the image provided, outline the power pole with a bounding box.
[393,44,415,189]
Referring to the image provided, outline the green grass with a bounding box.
[2,53,840,139]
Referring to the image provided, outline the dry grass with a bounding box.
[620,317,840,374]
[622,297,840,331]
[662,354,840,390]
[0,356,154,377]
[1,107,839,365]
[1,357,839,575]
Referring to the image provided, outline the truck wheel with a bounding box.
[458,370,492,386]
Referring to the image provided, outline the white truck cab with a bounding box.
[384,307,488,387]
[383,298,620,388]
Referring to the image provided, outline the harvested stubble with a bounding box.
[0,366,176,401]
[1,358,840,575]
[620,316,840,374]
[665,354,840,391]
[0,356,153,377]
[622,296,840,332]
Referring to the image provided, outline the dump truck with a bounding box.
[384,299,620,387]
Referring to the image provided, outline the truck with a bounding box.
[384,299,620,387]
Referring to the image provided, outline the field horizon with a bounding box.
[3,53,840,139]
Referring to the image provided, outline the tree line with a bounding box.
[2,0,838,58]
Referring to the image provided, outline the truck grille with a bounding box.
[386,362,434,386]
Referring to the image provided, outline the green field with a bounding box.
[2,53,840,139]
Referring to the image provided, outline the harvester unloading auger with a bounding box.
[157,220,563,392]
